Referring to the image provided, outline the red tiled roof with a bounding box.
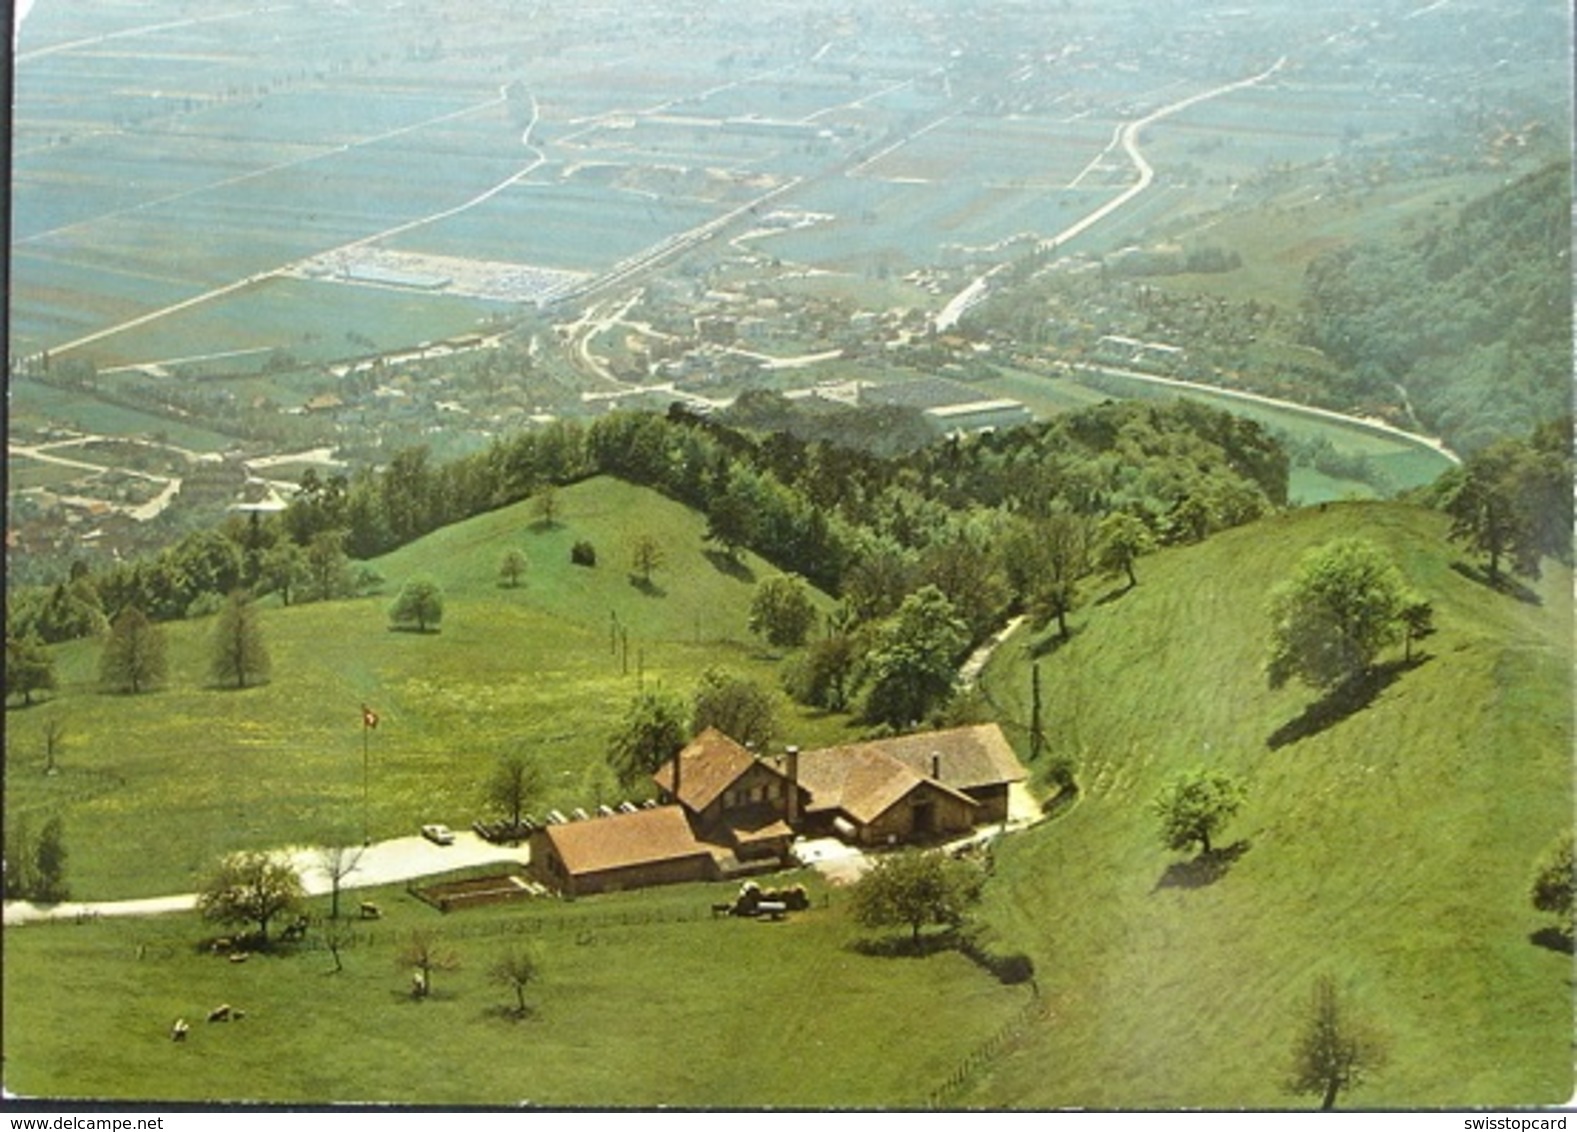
[652,727,764,812]
[539,805,709,876]
[847,724,1028,790]
[721,803,795,845]
[796,745,975,825]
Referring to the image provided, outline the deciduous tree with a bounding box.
[209,590,271,689]
[691,669,776,750]
[1285,976,1388,1110]
[32,816,68,903]
[6,633,57,705]
[629,534,664,586]
[315,844,364,921]
[1152,767,1245,857]
[489,946,541,1018]
[196,851,305,946]
[304,529,350,601]
[607,689,688,789]
[861,585,968,728]
[389,577,445,633]
[705,488,756,562]
[1529,831,1574,938]
[1095,511,1155,589]
[848,849,985,946]
[1445,436,1572,584]
[1266,538,1410,692]
[485,752,542,831]
[260,541,307,606]
[99,606,168,695]
[533,484,562,528]
[399,929,459,999]
[748,574,818,650]
[499,548,528,588]
[784,631,858,712]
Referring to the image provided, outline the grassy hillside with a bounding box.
[1,873,1028,1107]
[3,477,852,901]
[969,501,1573,1108]
[5,492,1569,1109]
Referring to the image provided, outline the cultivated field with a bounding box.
[17,0,1550,370]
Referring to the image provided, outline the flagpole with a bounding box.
[360,704,374,846]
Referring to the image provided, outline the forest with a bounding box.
[1301,163,1572,453]
[7,398,1288,652]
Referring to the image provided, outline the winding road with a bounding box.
[934,57,1288,332]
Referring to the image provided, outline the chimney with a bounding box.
[671,746,682,806]
[784,745,800,827]
[930,752,941,781]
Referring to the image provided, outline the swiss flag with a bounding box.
[362,705,379,730]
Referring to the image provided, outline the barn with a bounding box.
[795,744,979,846]
[527,805,716,897]
[833,724,1029,826]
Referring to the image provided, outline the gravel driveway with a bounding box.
[3,832,531,927]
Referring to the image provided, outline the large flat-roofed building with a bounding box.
[923,399,1034,435]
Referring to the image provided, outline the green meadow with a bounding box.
[972,501,1573,1109]
[0,874,1028,1107]
[3,478,847,902]
[4,488,1570,1109]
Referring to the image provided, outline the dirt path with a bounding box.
[959,615,1027,691]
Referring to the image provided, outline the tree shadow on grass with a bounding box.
[1094,583,1135,608]
[1267,658,1427,750]
[628,576,666,598]
[849,929,961,959]
[1028,625,1079,660]
[1450,561,1542,606]
[703,549,755,583]
[388,988,459,1006]
[482,1003,537,1024]
[1154,839,1250,891]
[1528,927,1573,955]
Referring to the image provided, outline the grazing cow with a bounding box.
[170,1018,189,1042]
[210,937,233,955]
[207,1004,232,1023]
[359,901,381,920]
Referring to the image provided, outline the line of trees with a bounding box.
[9,399,1290,671]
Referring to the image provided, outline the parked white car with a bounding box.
[420,823,455,846]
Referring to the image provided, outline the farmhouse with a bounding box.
[795,725,1029,845]
[526,724,1029,896]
